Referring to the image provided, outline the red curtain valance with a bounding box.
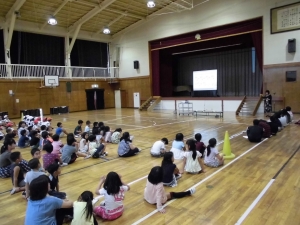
[150,17,262,50]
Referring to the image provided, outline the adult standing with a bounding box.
[263,90,272,117]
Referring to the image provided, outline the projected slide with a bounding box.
[193,70,217,91]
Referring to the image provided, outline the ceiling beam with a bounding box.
[75,0,144,20]
[105,8,144,20]
[41,0,69,29]
[68,0,118,32]
[5,0,27,21]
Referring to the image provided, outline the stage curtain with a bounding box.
[160,50,173,97]
[176,48,262,96]
[251,31,263,72]
[71,39,107,67]
[151,50,160,96]
[10,31,64,65]
[150,18,262,50]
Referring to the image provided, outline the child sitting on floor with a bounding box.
[5,128,17,142]
[51,134,64,155]
[170,133,186,160]
[94,172,130,220]
[161,152,181,187]
[17,121,27,138]
[150,138,168,157]
[79,132,89,154]
[29,131,40,149]
[47,163,66,199]
[118,132,140,157]
[61,136,91,164]
[204,138,224,168]
[73,191,98,225]
[10,151,25,195]
[3,115,14,127]
[55,122,68,137]
[92,122,99,135]
[24,158,45,199]
[88,135,106,158]
[144,166,195,213]
[30,148,44,172]
[74,120,83,137]
[18,130,30,148]
[195,133,206,158]
[103,126,112,143]
[111,128,122,144]
[84,120,91,134]
[42,143,67,170]
[182,139,205,174]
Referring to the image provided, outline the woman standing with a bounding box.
[264,90,272,117]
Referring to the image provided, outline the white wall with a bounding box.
[155,100,264,112]
[112,0,300,78]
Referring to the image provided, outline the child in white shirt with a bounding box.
[204,138,224,168]
[111,128,122,144]
[150,138,168,157]
[182,139,205,174]
[79,132,89,153]
[170,133,186,160]
[84,120,91,134]
[88,135,106,158]
[94,172,130,220]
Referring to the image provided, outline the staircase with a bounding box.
[139,96,161,111]
[236,96,263,116]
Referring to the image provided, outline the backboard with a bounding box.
[44,75,59,87]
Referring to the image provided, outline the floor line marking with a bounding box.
[235,145,300,225]
[235,179,275,225]
[131,138,268,225]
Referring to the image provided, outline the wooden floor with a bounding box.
[1,109,299,225]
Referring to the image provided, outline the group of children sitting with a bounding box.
[150,132,224,187]
[5,107,294,224]
[246,106,293,142]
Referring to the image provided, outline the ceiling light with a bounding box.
[48,16,57,25]
[103,27,110,34]
[147,0,155,8]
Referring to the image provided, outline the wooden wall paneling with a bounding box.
[119,76,151,108]
[264,63,300,112]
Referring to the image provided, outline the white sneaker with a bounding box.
[84,155,92,159]
[189,187,196,195]
[60,163,68,167]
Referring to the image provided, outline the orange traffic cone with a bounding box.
[222,131,235,159]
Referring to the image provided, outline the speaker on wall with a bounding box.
[134,60,139,69]
[288,39,296,53]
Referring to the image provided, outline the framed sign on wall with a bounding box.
[271,1,300,34]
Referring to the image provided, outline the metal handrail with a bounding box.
[0,64,119,79]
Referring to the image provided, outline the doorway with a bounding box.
[85,89,104,110]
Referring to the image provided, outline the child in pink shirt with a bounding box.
[144,166,195,213]
[51,134,64,155]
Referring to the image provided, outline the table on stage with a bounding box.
[194,111,223,118]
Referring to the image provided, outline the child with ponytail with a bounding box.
[72,191,98,225]
[181,139,206,174]
[144,166,195,213]
[204,138,224,167]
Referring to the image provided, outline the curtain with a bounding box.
[71,39,107,67]
[10,31,64,65]
[151,50,160,95]
[251,31,263,72]
[175,48,262,96]
[150,18,262,50]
